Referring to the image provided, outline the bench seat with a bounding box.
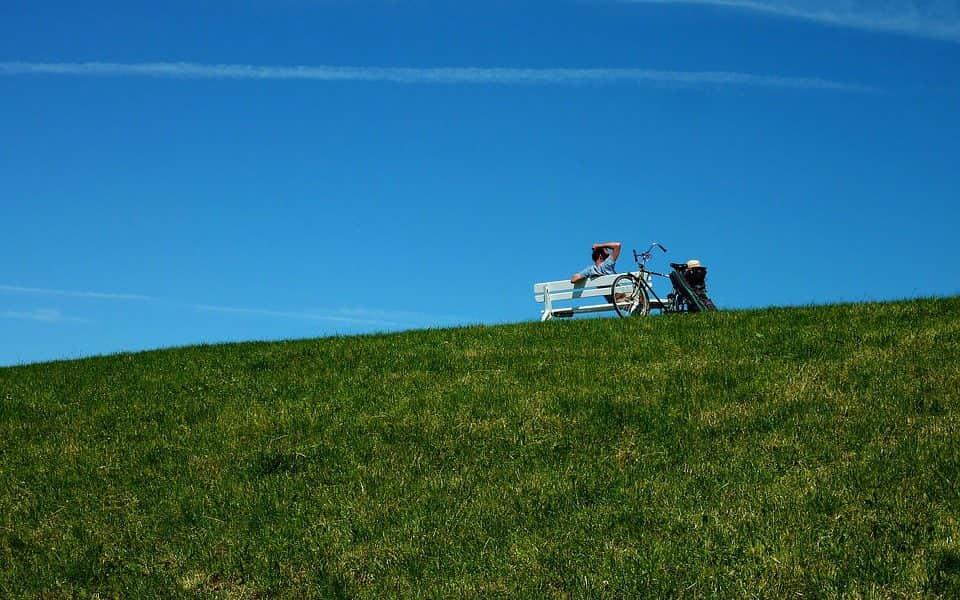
[533,272,662,321]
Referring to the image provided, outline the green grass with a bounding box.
[2,298,959,598]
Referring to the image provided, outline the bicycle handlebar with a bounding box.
[632,242,668,266]
[648,241,668,254]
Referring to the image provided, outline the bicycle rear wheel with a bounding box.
[612,274,650,318]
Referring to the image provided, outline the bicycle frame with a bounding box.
[619,242,685,314]
[633,268,679,314]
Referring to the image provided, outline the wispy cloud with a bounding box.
[192,304,410,327]
[335,308,467,324]
[2,309,89,323]
[627,0,960,41]
[0,284,154,301]
[0,284,458,328]
[193,304,468,328]
[0,61,875,92]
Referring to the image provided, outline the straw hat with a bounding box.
[686,259,703,269]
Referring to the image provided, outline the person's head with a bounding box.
[592,247,609,262]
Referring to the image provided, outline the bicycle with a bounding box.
[611,242,667,318]
[611,242,710,317]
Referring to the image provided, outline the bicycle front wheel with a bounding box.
[612,274,650,318]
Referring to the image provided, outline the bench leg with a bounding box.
[542,285,553,321]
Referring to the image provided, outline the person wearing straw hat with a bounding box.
[670,258,716,311]
[684,259,707,288]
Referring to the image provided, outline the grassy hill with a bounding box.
[2,298,959,597]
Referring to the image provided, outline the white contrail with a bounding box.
[0,284,154,301]
[0,285,443,327]
[1,309,90,323]
[0,61,875,92]
[191,305,471,327]
[192,304,409,327]
[0,284,456,327]
[627,0,960,41]
[2,309,64,322]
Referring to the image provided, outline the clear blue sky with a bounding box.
[2,0,959,366]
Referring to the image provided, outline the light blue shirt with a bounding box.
[577,256,616,279]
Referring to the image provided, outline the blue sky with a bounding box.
[2,0,959,366]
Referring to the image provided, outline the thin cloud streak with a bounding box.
[192,304,410,327]
[627,0,960,41]
[0,61,875,92]
[2,309,89,323]
[0,284,154,301]
[336,307,469,324]
[0,284,457,328]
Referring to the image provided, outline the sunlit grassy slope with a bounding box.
[2,298,959,598]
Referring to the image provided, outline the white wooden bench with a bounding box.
[533,271,658,321]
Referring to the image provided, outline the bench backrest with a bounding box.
[533,271,644,303]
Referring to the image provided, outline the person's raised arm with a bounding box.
[593,241,622,262]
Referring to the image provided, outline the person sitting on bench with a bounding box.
[571,242,622,284]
